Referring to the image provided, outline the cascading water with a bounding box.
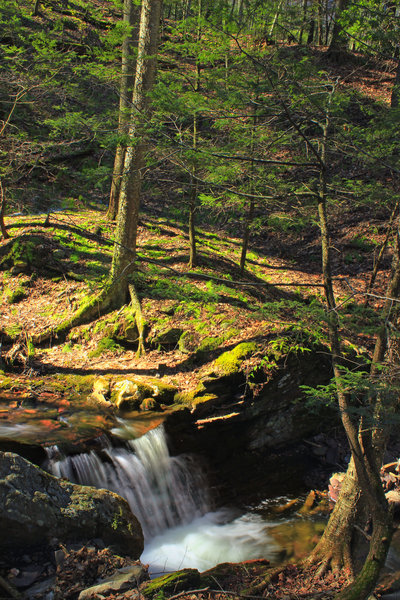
[48,426,209,539]
[47,424,278,574]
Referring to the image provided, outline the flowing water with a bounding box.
[47,424,281,574]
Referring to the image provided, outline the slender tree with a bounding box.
[111,0,162,305]
[107,0,139,221]
[302,83,398,600]
[328,0,349,60]
[33,0,162,351]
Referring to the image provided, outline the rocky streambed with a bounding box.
[0,345,351,599]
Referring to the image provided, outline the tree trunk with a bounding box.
[33,0,40,16]
[268,0,284,41]
[240,109,257,275]
[391,58,400,108]
[107,0,139,221]
[305,87,396,599]
[316,0,323,45]
[111,0,162,284]
[188,177,197,269]
[109,0,162,343]
[187,0,201,268]
[299,0,309,44]
[0,180,10,240]
[328,0,349,61]
[240,198,254,275]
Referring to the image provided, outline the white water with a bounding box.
[47,425,278,573]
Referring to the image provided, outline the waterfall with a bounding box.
[47,426,210,539]
[47,423,279,574]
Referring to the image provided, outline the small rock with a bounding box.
[78,564,148,599]
[24,576,56,599]
[140,398,160,412]
[386,490,400,506]
[10,566,43,588]
[114,380,142,411]
[54,548,67,567]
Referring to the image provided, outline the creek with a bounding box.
[45,422,324,575]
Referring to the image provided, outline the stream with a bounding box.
[45,422,324,575]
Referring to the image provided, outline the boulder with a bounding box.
[0,452,144,557]
[112,377,177,411]
[87,376,113,409]
[78,564,148,599]
[150,327,184,348]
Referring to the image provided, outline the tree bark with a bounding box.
[391,58,400,109]
[305,87,397,599]
[111,0,162,291]
[33,0,40,16]
[328,0,349,61]
[299,0,309,44]
[187,0,201,268]
[0,180,10,240]
[107,0,139,221]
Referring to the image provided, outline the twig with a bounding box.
[167,588,210,600]
[0,575,21,599]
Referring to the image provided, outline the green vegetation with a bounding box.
[88,336,123,358]
[1,0,400,597]
[213,342,257,376]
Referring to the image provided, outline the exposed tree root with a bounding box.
[29,280,147,355]
[128,283,146,356]
[244,565,290,595]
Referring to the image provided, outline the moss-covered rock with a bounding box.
[140,397,160,412]
[0,234,67,277]
[199,560,271,589]
[112,377,177,411]
[151,326,184,348]
[213,342,257,376]
[0,452,143,557]
[87,376,113,409]
[141,569,200,598]
[173,390,219,415]
[178,331,197,353]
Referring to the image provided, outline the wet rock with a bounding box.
[0,452,144,557]
[88,377,113,409]
[113,377,177,411]
[114,380,143,410]
[270,498,301,515]
[9,565,44,588]
[140,398,160,412]
[24,576,56,599]
[78,564,148,599]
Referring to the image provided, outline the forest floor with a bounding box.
[1,13,400,597]
[0,199,392,385]
[1,202,397,598]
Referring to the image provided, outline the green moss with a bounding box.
[4,324,22,338]
[196,335,224,354]
[142,569,200,598]
[62,341,73,353]
[88,336,123,358]
[190,393,218,409]
[213,342,257,376]
[52,373,95,394]
[5,286,27,304]
[173,390,196,406]
[178,331,195,353]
